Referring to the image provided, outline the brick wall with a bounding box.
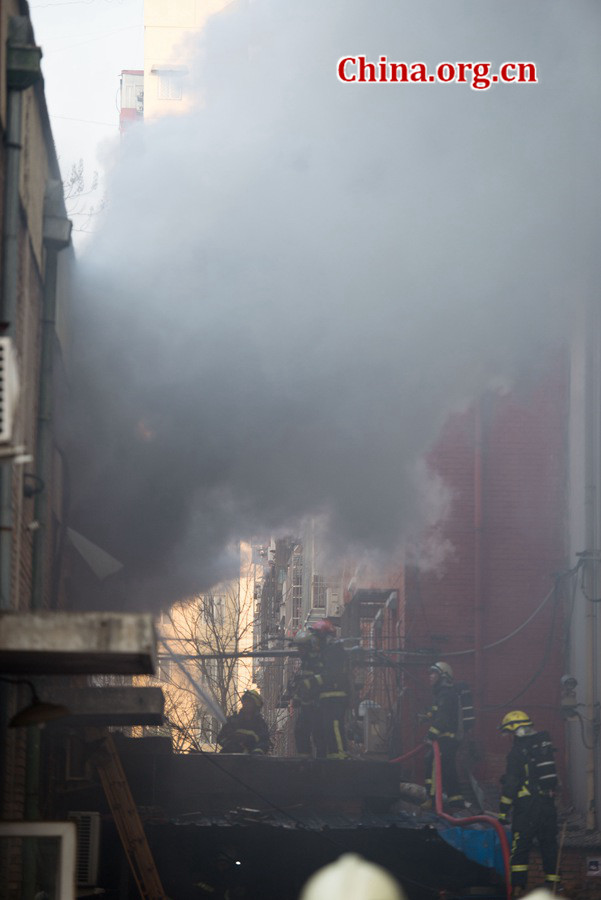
[526,845,601,900]
[398,351,569,789]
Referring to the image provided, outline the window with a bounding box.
[312,574,327,609]
[292,553,303,629]
[0,822,77,900]
[158,73,183,101]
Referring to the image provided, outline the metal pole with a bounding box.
[584,295,601,831]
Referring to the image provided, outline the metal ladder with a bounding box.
[89,729,168,900]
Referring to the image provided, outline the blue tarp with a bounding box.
[439,825,511,876]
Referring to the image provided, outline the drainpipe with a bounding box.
[473,398,484,741]
[584,295,600,832]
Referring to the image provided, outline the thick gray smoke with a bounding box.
[67,0,600,609]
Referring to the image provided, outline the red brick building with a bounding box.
[347,351,570,795]
[406,352,568,782]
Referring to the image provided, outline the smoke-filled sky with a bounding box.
[66,0,601,609]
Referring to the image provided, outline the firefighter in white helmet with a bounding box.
[420,661,466,810]
[299,854,406,900]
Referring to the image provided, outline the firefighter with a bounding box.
[498,710,560,898]
[287,627,325,757]
[421,661,466,810]
[216,690,271,755]
[288,619,350,759]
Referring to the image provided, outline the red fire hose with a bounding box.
[432,741,511,900]
[390,741,512,900]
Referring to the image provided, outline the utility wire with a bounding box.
[484,574,562,710]
[41,23,141,54]
[184,749,442,897]
[50,114,116,127]
[378,560,583,660]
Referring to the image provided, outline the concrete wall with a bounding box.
[566,296,601,830]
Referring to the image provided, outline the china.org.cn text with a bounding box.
[337,57,538,91]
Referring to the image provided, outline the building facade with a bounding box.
[0,3,73,895]
[144,0,232,121]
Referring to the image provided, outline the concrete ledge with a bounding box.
[0,611,157,674]
[47,686,165,726]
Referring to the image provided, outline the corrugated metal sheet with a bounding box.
[173,808,423,828]
[173,806,458,833]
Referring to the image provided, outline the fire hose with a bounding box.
[390,741,511,900]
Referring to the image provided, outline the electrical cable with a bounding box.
[445,582,561,657]
[186,748,444,899]
[41,23,142,54]
[50,114,116,127]
[371,560,582,660]
[193,748,344,848]
[483,572,563,710]
[571,709,597,751]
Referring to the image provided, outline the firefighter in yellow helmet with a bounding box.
[299,854,406,900]
[421,661,466,811]
[216,690,271,755]
[498,711,560,898]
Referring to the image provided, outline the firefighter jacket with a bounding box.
[498,730,557,821]
[289,646,325,704]
[424,682,461,741]
[293,639,349,704]
[318,640,350,701]
[216,710,271,754]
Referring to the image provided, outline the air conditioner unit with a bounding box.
[0,337,19,445]
[363,705,389,755]
[326,588,342,619]
[67,811,101,886]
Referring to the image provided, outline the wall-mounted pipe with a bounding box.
[584,295,600,832]
[473,399,485,741]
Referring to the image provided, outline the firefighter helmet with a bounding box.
[430,661,454,682]
[499,710,533,732]
[300,853,405,900]
[309,619,336,637]
[241,689,263,709]
[289,628,314,646]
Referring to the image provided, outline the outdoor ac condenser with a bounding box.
[67,811,101,886]
[326,588,342,619]
[0,337,20,445]
[363,705,389,755]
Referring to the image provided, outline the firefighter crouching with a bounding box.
[421,661,466,811]
[498,710,560,898]
[216,690,271,755]
[287,619,350,759]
